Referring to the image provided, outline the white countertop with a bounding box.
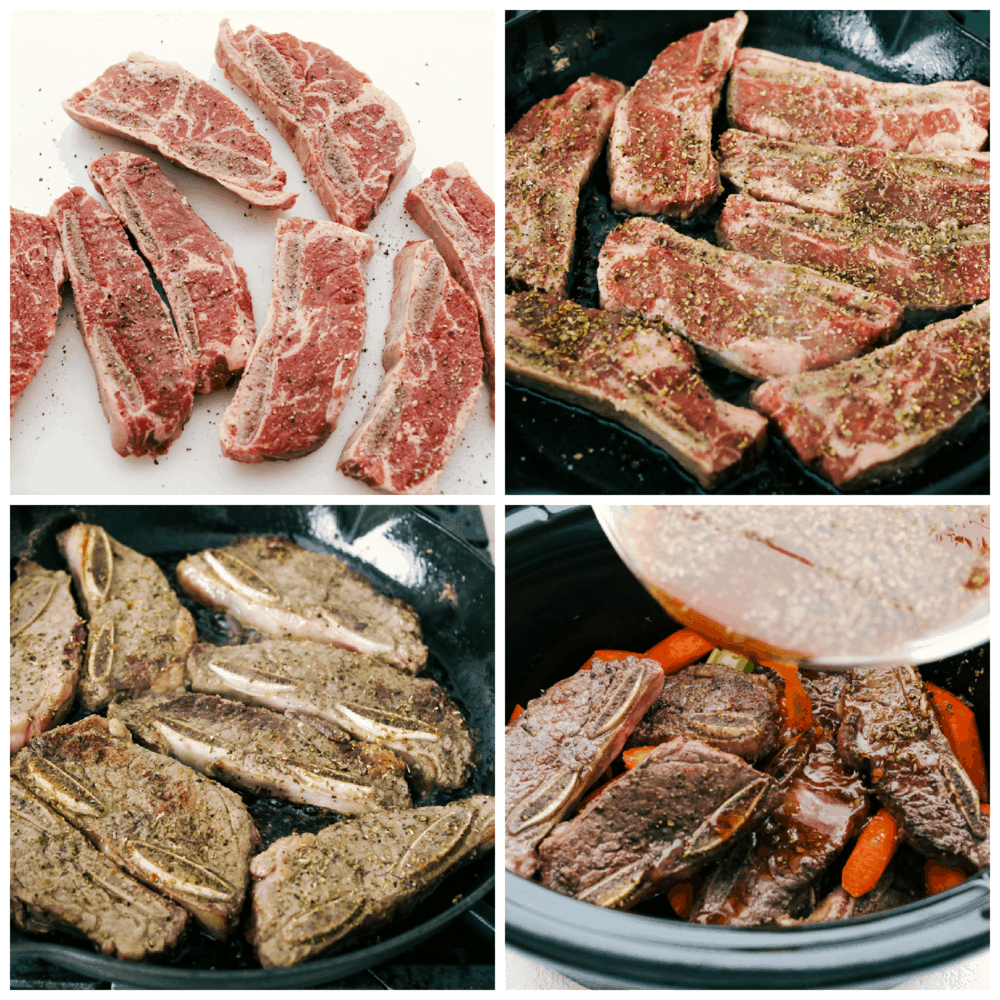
[11,10,494,496]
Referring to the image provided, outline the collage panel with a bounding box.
[11,504,495,988]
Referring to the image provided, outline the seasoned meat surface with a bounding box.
[505,655,664,878]
[11,715,257,939]
[10,559,84,753]
[837,663,989,870]
[625,662,781,763]
[11,777,189,960]
[249,796,494,968]
[58,523,195,712]
[108,690,411,814]
[539,737,779,909]
[187,639,474,797]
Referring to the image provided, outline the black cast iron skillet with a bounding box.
[505,506,989,988]
[11,504,495,989]
[505,10,990,495]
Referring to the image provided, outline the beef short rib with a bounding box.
[63,52,294,209]
[717,193,989,315]
[187,639,473,796]
[506,73,626,296]
[176,536,426,673]
[10,208,66,416]
[337,240,483,495]
[50,187,195,457]
[539,737,778,909]
[216,20,414,230]
[727,48,990,153]
[58,522,196,712]
[11,715,258,939]
[249,796,494,968]
[608,11,747,218]
[838,664,989,871]
[719,129,990,229]
[598,217,903,380]
[750,301,990,490]
[505,291,768,490]
[625,662,781,764]
[218,217,375,462]
[405,163,496,416]
[88,152,256,393]
[11,777,189,961]
[108,690,411,814]
[10,559,85,754]
[505,655,664,879]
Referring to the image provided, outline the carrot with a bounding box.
[643,629,715,676]
[508,704,525,724]
[982,803,990,816]
[622,746,657,770]
[841,808,899,898]
[924,859,968,895]
[667,881,697,920]
[924,680,988,802]
[577,650,635,672]
[758,658,813,732]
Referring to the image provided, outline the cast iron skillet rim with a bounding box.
[11,504,495,988]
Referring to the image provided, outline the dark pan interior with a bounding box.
[11,504,495,989]
[505,506,989,988]
[505,10,990,495]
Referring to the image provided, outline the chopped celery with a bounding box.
[706,648,755,673]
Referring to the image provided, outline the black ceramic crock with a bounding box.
[505,506,989,988]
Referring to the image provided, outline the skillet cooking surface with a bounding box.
[505,10,990,495]
[11,505,495,988]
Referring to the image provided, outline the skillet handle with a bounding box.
[461,899,495,940]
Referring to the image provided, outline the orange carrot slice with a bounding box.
[924,859,968,895]
[842,808,899,898]
[508,704,525,724]
[644,629,715,675]
[577,650,634,672]
[667,881,696,920]
[622,746,656,770]
[924,680,988,802]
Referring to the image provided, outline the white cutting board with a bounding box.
[10,10,495,496]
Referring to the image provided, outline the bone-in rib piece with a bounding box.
[218,217,374,462]
[598,217,903,380]
[216,19,414,230]
[88,153,256,393]
[608,11,747,218]
[63,52,295,209]
[10,208,67,416]
[11,716,258,939]
[405,163,496,417]
[50,187,194,457]
[337,240,483,495]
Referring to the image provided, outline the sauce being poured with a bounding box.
[595,505,989,669]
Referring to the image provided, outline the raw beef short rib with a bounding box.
[10,559,85,753]
[717,193,989,315]
[11,715,258,939]
[750,301,990,490]
[63,52,295,209]
[187,639,473,796]
[218,217,374,462]
[216,20,414,230]
[10,208,66,416]
[506,73,626,296]
[727,48,990,153]
[58,522,196,711]
[598,217,903,380]
[505,291,768,490]
[719,129,990,228]
[249,797,494,968]
[11,778,189,961]
[89,153,256,393]
[608,11,747,218]
[405,163,496,417]
[50,187,194,457]
[337,240,483,495]
[176,536,427,673]
[108,691,411,814]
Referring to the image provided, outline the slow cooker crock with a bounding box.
[505,505,989,989]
